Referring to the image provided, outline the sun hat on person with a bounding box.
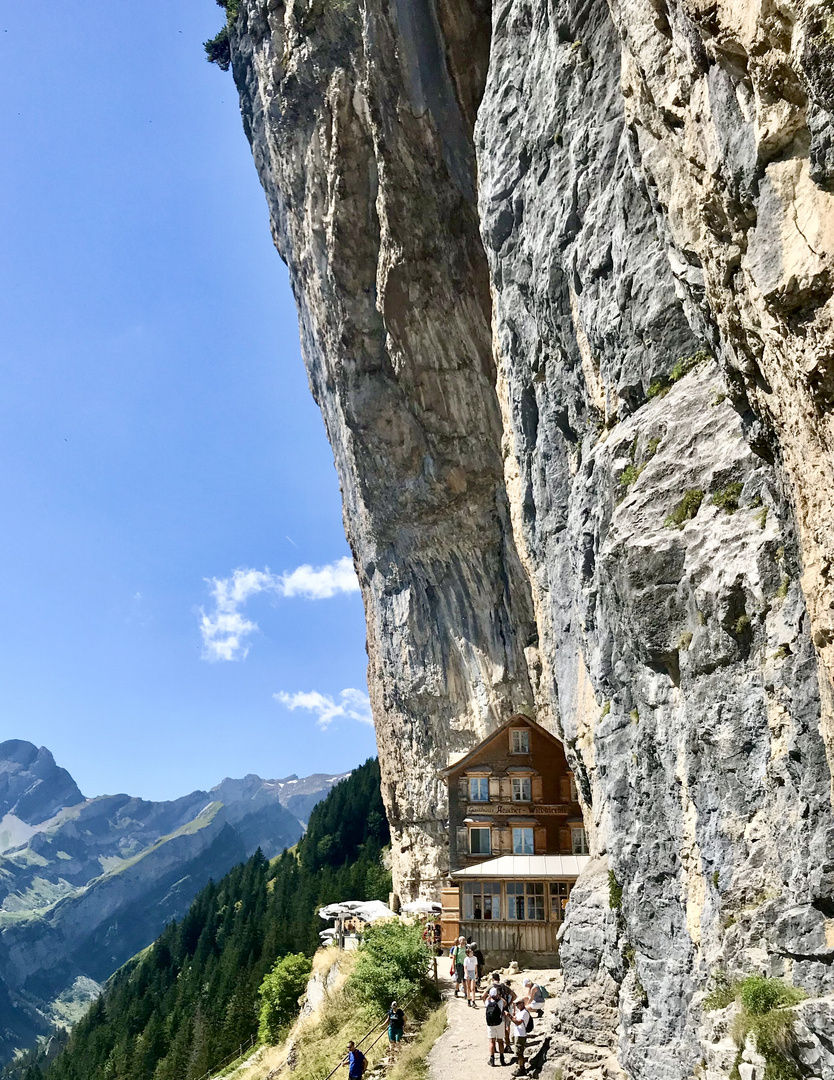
[523,978,532,986]
[489,987,498,997]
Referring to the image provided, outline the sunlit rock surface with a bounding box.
[229,0,834,1074]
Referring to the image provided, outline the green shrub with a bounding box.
[775,576,789,600]
[679,631,693,651]
[600,701,611,718]
[619,463,644,488]
[646,436,661,458]
[739,976,805,1016]
[258,952,313,1044]
[732,613,751,637]
[630,707,639,724]
[665,489,704,529]
[204,26,231,68]
[704,975,807,1080]
[349,921,432,1013]
[608,871,623,910]
[205,0,241,69]
[647,349,710,401]
[756,507,769,530]
[773,644,791,660]
[711,482,744,515]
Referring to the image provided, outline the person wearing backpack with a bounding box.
[508,1002,532,1075]
[522,977,545,1017]
[449,936,467,997]
[342,1041,367,1078]
[484,987,507,1067]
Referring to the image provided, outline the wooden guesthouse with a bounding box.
[438,713,589,964]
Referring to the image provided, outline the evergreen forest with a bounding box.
[9,758,390,1080]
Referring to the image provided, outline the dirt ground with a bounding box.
[427,966,561,1080]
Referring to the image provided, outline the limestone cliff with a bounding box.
[225,0,834,1075]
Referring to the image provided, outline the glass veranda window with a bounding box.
[469,827,492,855]
[462,881,501,920]
[511,777,531,802]
[512,827,534,854]
[507,882,545,920]
[469,777,490,802]
[571,827,589,854]
[549,881,572,921]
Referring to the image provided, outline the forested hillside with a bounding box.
[9,759,389,1080]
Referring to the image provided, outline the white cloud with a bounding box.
[274,688,373,729]
[280,557,359,600]
[199,558,359,662]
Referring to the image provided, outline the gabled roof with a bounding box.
[438,713,565,777]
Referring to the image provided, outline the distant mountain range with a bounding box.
[0,739,349,1063]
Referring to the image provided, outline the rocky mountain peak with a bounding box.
[0,739,84,827]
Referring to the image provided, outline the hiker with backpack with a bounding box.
[484,987,506,1067]
[342,1041,367,1078]
[522,976,545,1017]
[508,1001,533,1075]
[449,935,467,997]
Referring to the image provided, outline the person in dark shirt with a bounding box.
[387,1000,405,1051]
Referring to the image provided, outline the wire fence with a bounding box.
[316,994,417,1080]
[193,1033,258,1080]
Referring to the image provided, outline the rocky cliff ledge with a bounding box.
[226,0,834,1075]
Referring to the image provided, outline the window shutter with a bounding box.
[531,775,543,803]
[457,826,469,855]
[459,776,469,801]
[489,776,500,801]
[559,827,571,852]
[534,826,547,854]
[559,777,571,802]
[500,777,512,801]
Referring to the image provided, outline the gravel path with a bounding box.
[427,967,561,1080]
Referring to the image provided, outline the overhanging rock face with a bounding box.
[228,0,834,1075]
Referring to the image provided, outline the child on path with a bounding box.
[484,987,506,1067]
[463,947,479,1006]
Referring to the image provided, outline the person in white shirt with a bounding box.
[508,1002,531,1075]
[463,947,479,1006]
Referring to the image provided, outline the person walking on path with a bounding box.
[463,947,479,1006]
[508,1001,532,1075]
[470,940,485,986]
[387,1000,405,1052]
[449,936,467,997]
[486,972,516,1048]
[341,1041,367,1078]
[484,987,506,1067]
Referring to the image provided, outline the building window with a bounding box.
[469,827,492,855]
[549,881,572,922]
[512,827,534,855]
[469,777,490,802]
[463,881,501,920]
[507,881,545,920]
[571,827,589,854]
[510,729,530,754]
[569,774,579,802]
[511,777,531,802]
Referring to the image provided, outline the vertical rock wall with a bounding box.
[231,0,537,897]
[228,0,834,1074]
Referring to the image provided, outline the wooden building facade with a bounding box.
[439,714,589,964]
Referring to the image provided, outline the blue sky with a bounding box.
[0,1,376,800]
